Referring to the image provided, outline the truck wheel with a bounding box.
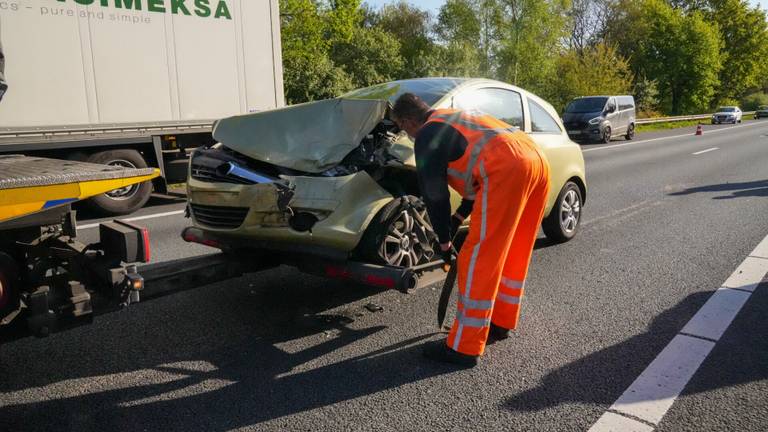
[0,253,20,322]
[357,196,437,267]
[542,181,582,243]
[85,149,153,216]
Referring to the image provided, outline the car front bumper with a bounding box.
[186,171,395,256]
[566,125,603,141]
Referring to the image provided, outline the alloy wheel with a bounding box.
[380,208,433,267]
[559,189,581,234]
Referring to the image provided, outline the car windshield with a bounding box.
[565,97,608,113]
[759,105,768,110]
[343,79,465,106]
[717,107,736,112]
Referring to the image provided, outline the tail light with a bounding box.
[100,220,151,263]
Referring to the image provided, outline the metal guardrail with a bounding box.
[636,111,756,125]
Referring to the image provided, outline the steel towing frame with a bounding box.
[135,226,452,302]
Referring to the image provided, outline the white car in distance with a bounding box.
[711,106,742,124]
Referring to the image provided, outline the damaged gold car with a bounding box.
[185,78,586,267]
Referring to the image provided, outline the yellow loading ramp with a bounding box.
[0,155,160,224]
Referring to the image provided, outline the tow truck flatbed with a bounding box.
[0,155,158,224]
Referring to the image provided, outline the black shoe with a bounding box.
[486,323,511,345]
[422,340,478,367]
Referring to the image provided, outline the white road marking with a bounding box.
[589,232,768,431]
[606,335,716,425]
[77,209,185,230]
[582,121,767,153]
[589,412,654,432]
[680,288,751,340]
[692,147,719,155]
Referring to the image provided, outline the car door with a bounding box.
[605,97,623,135]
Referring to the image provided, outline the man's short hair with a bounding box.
[392,93,431,123]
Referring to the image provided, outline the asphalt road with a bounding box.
[2,120,767,431]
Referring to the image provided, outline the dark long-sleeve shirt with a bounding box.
[414,120,475,243]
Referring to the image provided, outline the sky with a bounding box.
[365,0,766,14]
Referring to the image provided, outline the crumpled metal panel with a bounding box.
[212,98,389,173]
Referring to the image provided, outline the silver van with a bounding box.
[562,95,636,143]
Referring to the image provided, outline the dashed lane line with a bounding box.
[589,233,768,431]
[582,121,768,153]
[77,209,185,230]
[692,147,719,155]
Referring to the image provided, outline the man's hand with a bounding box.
[440,242,457,269]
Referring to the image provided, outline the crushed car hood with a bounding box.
[212,98,389,173]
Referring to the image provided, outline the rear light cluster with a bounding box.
[99,220,151,264]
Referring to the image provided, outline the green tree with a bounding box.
[331,26,404,88]
[373,2,438,77]
[280,0,349,103]
[283,54,354,104]
[435,0,500,77]
[605,0,722,114]
[550,43,634,112]
[325,0,364,43]
[495,0,571,97]
[705,0,768,103]
[644,1,722,113]
[740,92,768,110]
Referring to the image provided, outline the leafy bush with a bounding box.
[740,92,768,111]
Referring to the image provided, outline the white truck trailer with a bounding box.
[0,0,284,214]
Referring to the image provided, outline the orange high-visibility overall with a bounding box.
[427,109,551,356]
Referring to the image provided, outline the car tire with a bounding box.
[357,196,437,267]
[625,124,635,141]
[542,181,582,243]
[84,149,153,216]
[601,126,611,144]
[0,252,20,323]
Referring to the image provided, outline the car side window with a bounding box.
[453,88,524,128]
[528,99,562,133]
[606,97,617,113]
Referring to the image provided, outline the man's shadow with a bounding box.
[503,283,768,413]
[0,267,452,432]
[668,179,768,200]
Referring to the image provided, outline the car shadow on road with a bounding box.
[502,282,768,414]
[667,179,768,200]
[0,269,452,431]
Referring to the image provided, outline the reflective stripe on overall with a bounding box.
[426,109,551,356]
